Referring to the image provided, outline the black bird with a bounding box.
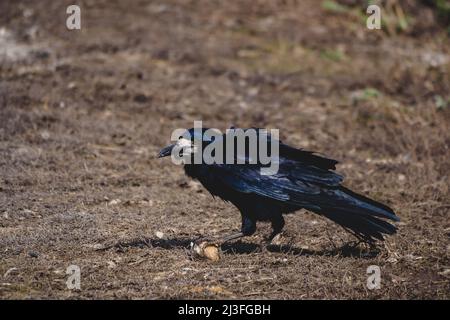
[158,128,399,245]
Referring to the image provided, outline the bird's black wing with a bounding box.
[209,158,342,208]
[279,142,338,170]
[246,128,339,170]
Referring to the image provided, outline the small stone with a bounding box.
[67,82,77,89]
[108,199,121,206]
[40,131,50,140]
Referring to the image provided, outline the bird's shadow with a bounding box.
[222,241,380,258]
[105,237,380,258]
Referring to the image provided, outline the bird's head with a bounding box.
[157,127,216,159]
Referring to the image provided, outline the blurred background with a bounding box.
[0,0,449,299]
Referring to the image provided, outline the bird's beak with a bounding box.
[158,143,175,158]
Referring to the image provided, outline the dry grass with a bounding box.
[0,0,449,299]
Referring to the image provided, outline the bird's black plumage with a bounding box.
[159,127,399,244]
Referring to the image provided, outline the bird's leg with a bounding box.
[195,215,256,246]
[267,215,285,245]
[191,216,257,260]
[194,231,244,245]
[241,215,257,235]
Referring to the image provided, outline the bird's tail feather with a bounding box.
[312,187,399,243]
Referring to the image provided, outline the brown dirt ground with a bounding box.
[0,0,449,299]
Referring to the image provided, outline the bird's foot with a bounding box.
[266,231,292,247]
[193,235,214,245]
[270,233,284,246]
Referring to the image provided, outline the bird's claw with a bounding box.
[193,236,208,245]
[266,232,291,247]
[270,233,284,246]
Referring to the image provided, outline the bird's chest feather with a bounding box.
[183,164,291,220]
[184,165,236,200]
